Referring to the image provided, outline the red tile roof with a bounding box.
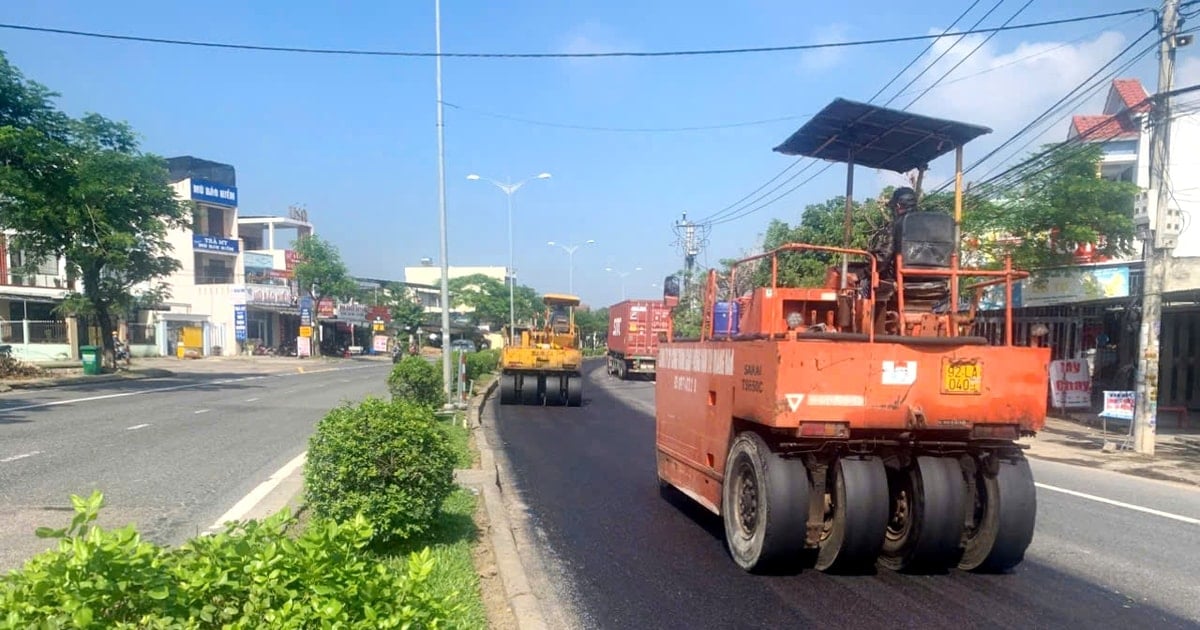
[1112,78,1150,113]
[1071,114,1139,141]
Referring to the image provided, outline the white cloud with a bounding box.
[799,24,850,72]
[874,29,1135,186]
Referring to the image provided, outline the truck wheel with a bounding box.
[616,361,627,380]
[957,454,1036,573]
[519,375,539,405]
[815,456,889,573]
[547,375,567,406]
[567,375,583,407]
[499,373,517,405]
[721,432,809,573]
[879,456,966,572]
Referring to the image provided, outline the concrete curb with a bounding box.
[462,376,550,630]
[0,368,175,391]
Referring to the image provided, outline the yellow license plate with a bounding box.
[941,359,982,394]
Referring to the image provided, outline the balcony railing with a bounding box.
[195,274,236,285]
[2,273,67,289]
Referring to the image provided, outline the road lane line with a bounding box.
[1,451,42,463]
[194,409,210,414]
[246,397,260,402]
[209,451,307,530]
[0,363,385,413]
[125,423,150,431]
[1036,482,1200,525]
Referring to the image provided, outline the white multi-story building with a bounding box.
[0,233,72,361]
[237,210,313,349]
[139,156,245,357]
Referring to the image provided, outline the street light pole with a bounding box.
[605,266,642,301]
[548,239,596,294]
[466,172,550,344]
[433,0,453,402]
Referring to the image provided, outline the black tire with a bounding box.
[721,432,810,573]
[567,375,583,407]
[879,456,966,572]
[815,456,889,573]
[519,375,539,405]
[958,454,1037,573]
[616,360,627,380]
[499,373,517,405]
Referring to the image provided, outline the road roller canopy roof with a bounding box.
[543,293,581,307]
[772,98,992,173]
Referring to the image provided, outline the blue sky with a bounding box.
[2,1,1195,307]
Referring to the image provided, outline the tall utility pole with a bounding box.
[1133,0,1183,455]
[672,212,707,305]
[433,0,454,402]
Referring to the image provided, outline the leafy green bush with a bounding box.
[0,491,463,628]
[465,349,500,382]
[388,355,444,409]
[305,397,457,545]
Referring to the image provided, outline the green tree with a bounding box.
[0,54,188,366]
[448,273,540,331]
[575,306,609,339]
[292,234,357,302]
[383,282,427,334]
[960,143,1138,271]
[753,195,888,288]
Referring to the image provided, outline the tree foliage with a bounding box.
[575,306,609,339]
[0,52,188,364]
[382,282,427,333]
[959,143,1138,270]
[292,234,357,301]
[447,273,540,330]
[753,195,890,288]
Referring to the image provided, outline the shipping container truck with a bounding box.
[656,99,1048,576]
[606,300,671,379]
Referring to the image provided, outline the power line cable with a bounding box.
[705,2,1031,227]
[0,9,1153,59]
[931,25,1159,193]
[883,0,1004,106]
[437,15,1147,137]
[903,0,1035,109]
[695,0,990,225]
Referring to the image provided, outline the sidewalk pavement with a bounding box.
[1023,415,1200,487]
[0,354,392,391]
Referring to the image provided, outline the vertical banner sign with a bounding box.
[233,305,248,341]
[299,296,314,328]
[1048,359,1091,408]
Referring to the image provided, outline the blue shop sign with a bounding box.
[189,178,238,206]
[193,234,239,254]
[234,305,248,341]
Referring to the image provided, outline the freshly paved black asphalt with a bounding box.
[492,360,1200,629]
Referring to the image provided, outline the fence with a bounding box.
[0,319,68,344]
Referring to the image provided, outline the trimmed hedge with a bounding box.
[387,355,445,409]
[304,397,457,546]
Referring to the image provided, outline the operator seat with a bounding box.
[893,210,954,311]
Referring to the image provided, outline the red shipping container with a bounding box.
[606,300,671,379]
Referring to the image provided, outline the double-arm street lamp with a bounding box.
[466,172,551,343]
[547,239,595,294]
[604,266,642,301]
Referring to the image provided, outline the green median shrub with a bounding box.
[0,490,463,628]
[388,355,445,409]
[304,397,456,546]
[465,349,500,382]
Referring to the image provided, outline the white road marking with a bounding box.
[1036,482,1200,526]
[0,363,383,413]
[125,423,150,431]
[1,451,42,463]
[209,451,307,530]
[194,409,210,414]
[246,397,260,402]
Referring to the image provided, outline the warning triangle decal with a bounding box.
[785,394,805,412]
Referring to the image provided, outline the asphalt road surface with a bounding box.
[491,360,1200,629]
[0,361,392,571]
